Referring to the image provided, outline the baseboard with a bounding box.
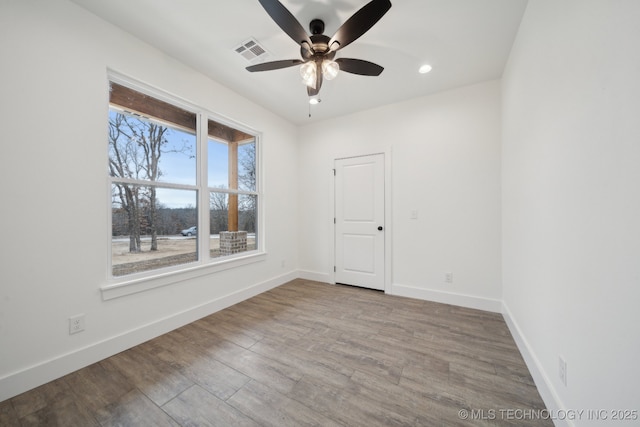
[389,283,502,313]
[297,269,332,284]
[0,270,297,402]
[501,302,571,427]
[0,271,568,423]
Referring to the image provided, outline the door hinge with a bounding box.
[334,217,336,224]
[334,266,336,272]
[333,168,336,176]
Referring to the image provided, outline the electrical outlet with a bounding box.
[559,356,567,386]
[445,272,453,283]
[69,314,85,335]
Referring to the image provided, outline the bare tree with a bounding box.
[238,142,256,232]
[209,188,228,234]
[109,113,145,252]
[109,111,191,252]
[127,120,168,251]
[238,141,256,191]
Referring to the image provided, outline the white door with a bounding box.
[335,154,385,290]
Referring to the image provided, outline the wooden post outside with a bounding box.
[228,141,238,231]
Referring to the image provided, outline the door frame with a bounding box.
[330,149,393,292]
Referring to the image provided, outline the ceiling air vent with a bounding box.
[235,38,269,63]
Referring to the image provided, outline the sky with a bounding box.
[109,109,254,209]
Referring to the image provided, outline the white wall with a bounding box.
[0,0,298,401]
[298,80,502,311]
[502,1,640,425]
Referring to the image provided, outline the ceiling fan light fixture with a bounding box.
[322,60,340,80]
[309,97,321,105]
[300,62,316,87]
[419,64,433,74]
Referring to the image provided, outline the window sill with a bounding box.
[101,251,266,300]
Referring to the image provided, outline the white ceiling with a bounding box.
[71,0,528,125]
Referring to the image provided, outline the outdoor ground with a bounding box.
[111,236,256,276]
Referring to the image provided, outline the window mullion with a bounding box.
[207,187,258,196]
[110,177,197,191]
[197,113,209,262]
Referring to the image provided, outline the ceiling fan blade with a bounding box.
[335,58,384,76]
[246,59,304,72]
[258,0,313,49]
[328,0,392,51]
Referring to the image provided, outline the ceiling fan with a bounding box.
[247,0,392,97]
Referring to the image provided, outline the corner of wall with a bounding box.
[297,270,332,284]
[391,283,502,313]
[501,301,573,427]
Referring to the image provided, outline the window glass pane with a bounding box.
[238,141,256,192]
[109,110,196,186]
[111,184,197,276]
[209,191,228,258]
[209,191,229,235]
[207,139,255,191]
[240,193,258,253]
[238,194,257,235]
[208,139,228,188]
[209,192,257,259]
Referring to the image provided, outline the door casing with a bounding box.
[331,151,392,292]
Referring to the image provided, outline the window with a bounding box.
[208,136,257,258]
[108,80,260,279]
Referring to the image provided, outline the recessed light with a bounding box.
[309,98,321,105]
[419,64,433,74]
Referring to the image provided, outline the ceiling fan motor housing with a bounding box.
[309,18,325,35]
[301,19,336,60]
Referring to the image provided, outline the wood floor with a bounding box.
[0,280,551,426]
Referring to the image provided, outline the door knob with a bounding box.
[378,226,383,231]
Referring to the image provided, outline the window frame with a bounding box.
[102,72,265,300]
